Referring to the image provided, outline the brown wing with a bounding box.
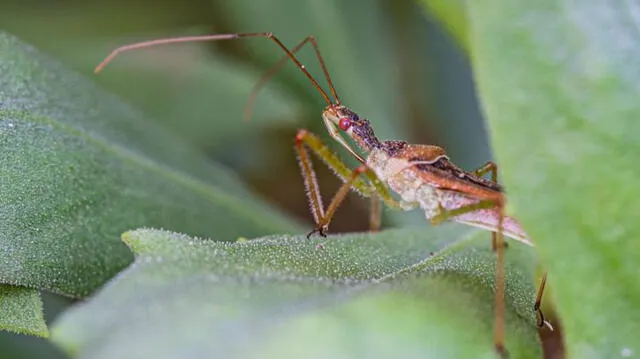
[387,143,503,202]
[427,157,502,192]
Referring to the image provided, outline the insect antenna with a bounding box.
[95,32,338,116]
[244,35,341,121]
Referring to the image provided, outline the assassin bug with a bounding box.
[96,32,551,356]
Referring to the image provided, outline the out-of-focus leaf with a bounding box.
[0,292,73,359]
[468,2,640,358]
[416,0,468,53]
[82,31,302,150]
[0,32,300,299]
[0,285,47,337]
[0,332,69,359]
[52,226,542,358]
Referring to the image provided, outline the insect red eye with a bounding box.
[338,117,352,131]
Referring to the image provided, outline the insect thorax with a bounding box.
[367,148,442,216]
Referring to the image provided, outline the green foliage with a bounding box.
[0,32,298,333]
[416,0,468,53]
[51,228,541,359]
[468,1,640,358]
[0,285,47,337]
[2,0,634,358]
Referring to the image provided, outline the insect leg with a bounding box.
[295,129,405,236]
[471,161,502,251]
[472,161,498,182]
[472,163,552,337]
[312,165,370,236]
[369,195,381,231]
[429,199,498,225]
[534,272,553,330]
[428,199,509,356]
[494,204,508,358]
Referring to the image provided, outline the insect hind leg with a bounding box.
[493,204,508,358]
[429,199,509,358]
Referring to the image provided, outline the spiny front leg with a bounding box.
[307,165,369,237]
[295,130,326,235]
[294,129,402,236]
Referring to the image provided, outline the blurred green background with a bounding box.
[1,0,489,357]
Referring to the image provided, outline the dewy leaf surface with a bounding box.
[52,227,542,359]
[0,32,300,298]
[0,285,47,337]
[468,1,640,358]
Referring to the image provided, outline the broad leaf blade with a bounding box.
[52,227,541,358]
[468,2,640,358]
[0,32,300,298]
[0,285,47,337]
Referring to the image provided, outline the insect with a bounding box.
[96,32,550,356]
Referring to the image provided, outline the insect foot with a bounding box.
[306,224,329,239]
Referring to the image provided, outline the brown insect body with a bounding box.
[323,104,531,246]
[369,148,530,245]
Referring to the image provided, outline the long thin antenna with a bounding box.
[95,32,333,106]
[244,35,341,121]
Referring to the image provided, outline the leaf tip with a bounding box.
[121,227,163,253]
[121,228,212,256]
[50,325,80,358]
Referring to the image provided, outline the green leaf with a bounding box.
[0,292,73,359]
[468,2,640,358]
[0,285,47,337]
[416,0,469,54]
[51,227,541,358]
[0,31,300,298]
